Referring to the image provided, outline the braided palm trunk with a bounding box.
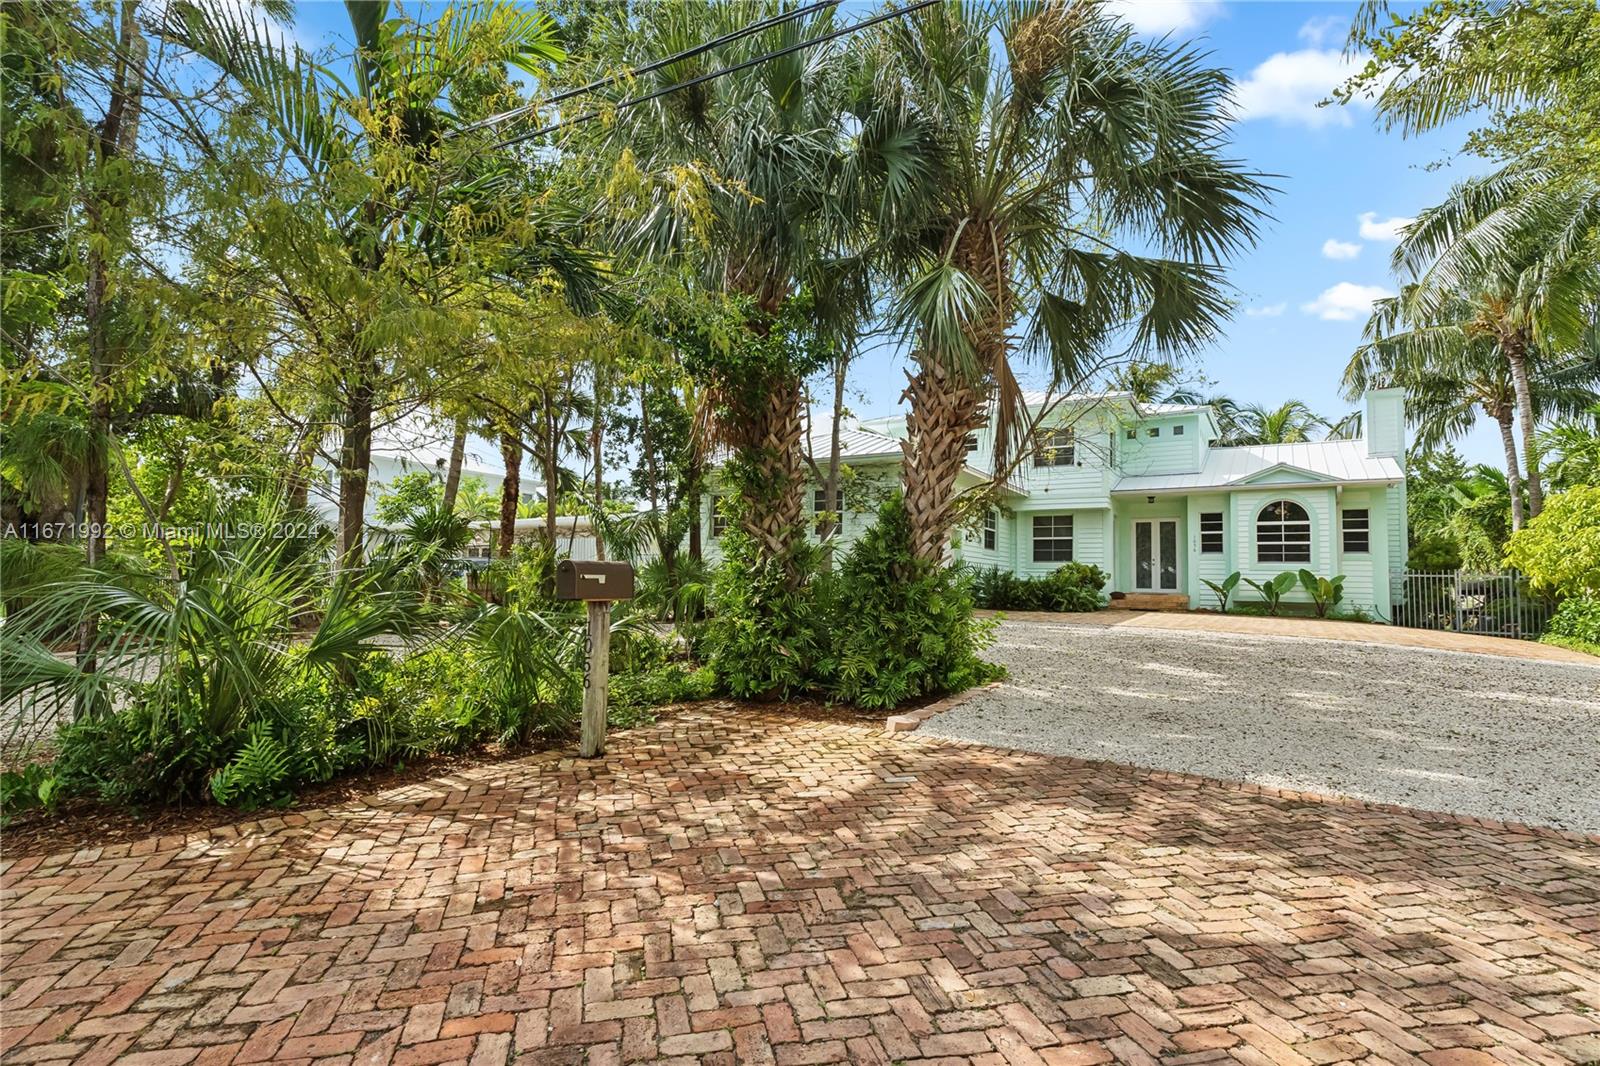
[902,221,1008,564]
[735,373,808,574]
[900,362,987,563]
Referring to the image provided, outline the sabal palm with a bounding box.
[1388,167,1600,518]
[861,0,1270,561]
[586,1,852,571]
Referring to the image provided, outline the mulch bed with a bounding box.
[0,699,900,860]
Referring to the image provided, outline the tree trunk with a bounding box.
[591,374,606,561]
[736,374,808,577]
[823,352,847,544]
[337,375,374,567]
[285,423,319,512]
[542,403,559,558]
[498,430,520,558]
[1503,333,1543,519]
[74,0,145,711]
[900,359,987,564]
[1494,406,1525,532]
[442,415,467,514]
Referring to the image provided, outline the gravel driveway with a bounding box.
[923,618,1600,833]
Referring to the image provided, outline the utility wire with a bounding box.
[454,0,843,137]
[488,0,938,152]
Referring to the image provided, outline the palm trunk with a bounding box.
[901,359,987,564]
[1503,333,1543,519]
[498,430,520,558]
[1494,406,1525,531]
[441,416,467,514]
[738,374,808,576]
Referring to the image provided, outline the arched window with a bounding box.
[1257,500,1311,563]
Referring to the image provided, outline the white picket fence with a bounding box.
[1393,569,1555,640]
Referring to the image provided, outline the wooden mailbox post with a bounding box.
[554,560,635,758]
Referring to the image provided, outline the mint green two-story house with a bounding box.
[703,388,1408,620]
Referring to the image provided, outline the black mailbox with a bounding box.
[555,560,635,602]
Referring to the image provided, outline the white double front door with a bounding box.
[1134,518,1180,592]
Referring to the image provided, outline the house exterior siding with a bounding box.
[704,389,1408,619]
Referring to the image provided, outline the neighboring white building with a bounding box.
[312,415,528,526]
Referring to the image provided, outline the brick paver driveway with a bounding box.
[4,707,1598,1066]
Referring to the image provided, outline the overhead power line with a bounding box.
[454,0,842,137]
[487,0,939,152]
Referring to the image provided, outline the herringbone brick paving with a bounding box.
[3,705,1598,1066]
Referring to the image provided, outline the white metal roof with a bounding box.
[804,420,905,461]
[1112,439,1403,493]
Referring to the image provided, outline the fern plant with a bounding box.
[210,724,293,809]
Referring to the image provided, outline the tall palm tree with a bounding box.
[584,1,854,578]
[1388,168,1600,519]
[1347,290,1598,529]
[861,0,1270,561]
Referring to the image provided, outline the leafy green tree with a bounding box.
[1341,0,1600,177]
[1538,410,1600,493]
[859,0,1269,561]
[166,0,568,564]
[1230,401,1328,445]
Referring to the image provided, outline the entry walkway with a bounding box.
[4,706,1598,1064]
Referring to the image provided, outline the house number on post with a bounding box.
[554,561,635,758]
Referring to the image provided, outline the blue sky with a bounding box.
[286,0,1496,467]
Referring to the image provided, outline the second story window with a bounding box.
[1033,427,1075,467]
[1147,427,1160,438]
[964,433,980,453]
[710,497,729,538]
[1172,424,1184,436]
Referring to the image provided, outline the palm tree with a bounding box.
[1231,401,1327,445]
[861,0,1270,561]
[1387,169,1600,519]
[1347,290,1598,529]
[165,0,581,565]
[584,1,854,578]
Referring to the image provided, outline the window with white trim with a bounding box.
[1172,424,1184,436]
[710,496,729,538]
[1257,500,1311,563]
[964,433,980,453]
[1032,515,1073,562]
[1199,512,1223,554]
[983,509,997,551]
[1146,427,1160,437]
[1342,508,1370,553]
[1033,427,1075,467]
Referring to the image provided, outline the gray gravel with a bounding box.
[923,619,1600,833]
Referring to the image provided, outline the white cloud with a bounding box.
[1301,282,1391,321]
[1297,14,1346,48]
[1231,48,1369,127]
[1321,238,1362,260]
[1106,0,1224,35]
[1358,211,1415,241]
[1244,302,1286,318]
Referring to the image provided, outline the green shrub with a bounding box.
[823,496,1003,709]
[1242,571,1298,615]
[970,562,1107,612]
[700,529,833,700]
[1296,570,1345,617]
[1202,571,1240,612]
[1504,486,1600,597]
[1405,533,1462,571]
[1545,597,1600,654]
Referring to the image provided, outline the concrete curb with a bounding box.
[886,681,1004,734]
